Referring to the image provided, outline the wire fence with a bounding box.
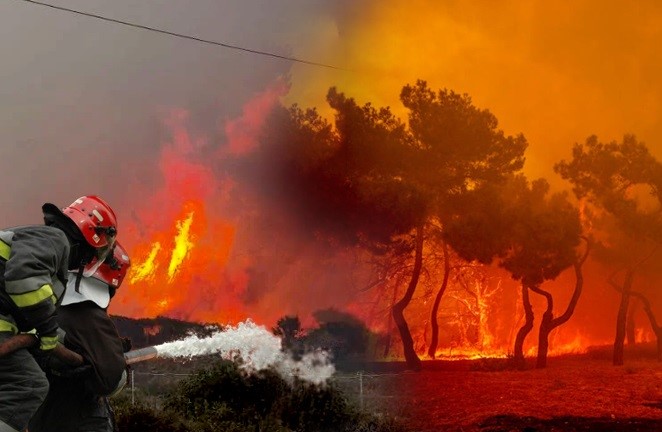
[119,368,405,415]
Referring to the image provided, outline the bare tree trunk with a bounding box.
[383,283,399,358]
[629,291,662,361]
[384,276,402,357]
[513,283,534,370]
[392,224,424,371]
[428,241,450,359]
[533,253,588,368]
[613,270,634,366]
[609,246,659,365]
[531,285,553,369]
[626,301,637,346]
[382,331,391,358]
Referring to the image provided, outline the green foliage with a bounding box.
[238,79,528,251]
[114,360,408,432]
[304,309,373,360]
[282,382,353,431]
[273,309,380,364]
[238,89,427,249]
[400,79,527,196]
[444,174,581,286]
[113,395,189,432]
[555,134,662,245]
[164,361,290,423]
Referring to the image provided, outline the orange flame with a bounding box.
[113,199,237,322]
[129,242,161,284]
[167,211,195,282]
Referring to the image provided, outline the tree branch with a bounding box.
[629,290,661,333]
[529,284,553,311]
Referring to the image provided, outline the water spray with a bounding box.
[123,320,335,385]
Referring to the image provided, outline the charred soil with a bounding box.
[363,346,662,432]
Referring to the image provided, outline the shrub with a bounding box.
[112,395,189,432]
[115,359,409,432]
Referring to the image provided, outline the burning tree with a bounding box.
[441,264,506,358]
[444,174,583,368]
[556,135,662,365]
[239,81,527,370]
[396,80,527,367]
[240,87,427,367]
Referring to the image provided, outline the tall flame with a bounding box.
[126,208,198,315]
[114,199,237,321]
[168,211,195,282]
[129,242,161,284]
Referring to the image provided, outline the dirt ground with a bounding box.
[359,351,662,432]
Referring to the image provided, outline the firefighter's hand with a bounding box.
[51,343,84,366]
[33,347,90,378]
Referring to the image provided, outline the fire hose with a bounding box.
[123,346,159,365]
[0,334,36,357]
[0,334,160,365]
[0,334,90,366]
[0,333,158,366]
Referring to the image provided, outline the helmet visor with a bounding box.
[82,228,117,277]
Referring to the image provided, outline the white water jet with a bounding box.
[152,319,335,385]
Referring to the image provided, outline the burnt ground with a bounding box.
[347,346,662,432]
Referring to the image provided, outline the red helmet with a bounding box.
[61,195,118,249]
[43,195,119,274]
[91,241,131,288]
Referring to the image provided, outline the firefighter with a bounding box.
[0,195,118,432]
[28,241,130,432]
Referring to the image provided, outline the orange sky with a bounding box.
[287,0,662,187]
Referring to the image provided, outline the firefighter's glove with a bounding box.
[34,351,92,379]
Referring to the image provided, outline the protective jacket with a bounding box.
[28,301,127,432]
[0,225,70,432]
[0,226,69,345]
[29,241,129,432]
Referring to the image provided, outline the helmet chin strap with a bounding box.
[71,243,94,293]
[75,262,85,293]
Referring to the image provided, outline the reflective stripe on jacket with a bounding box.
[0,317,17,334]
[0,226,69,349]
